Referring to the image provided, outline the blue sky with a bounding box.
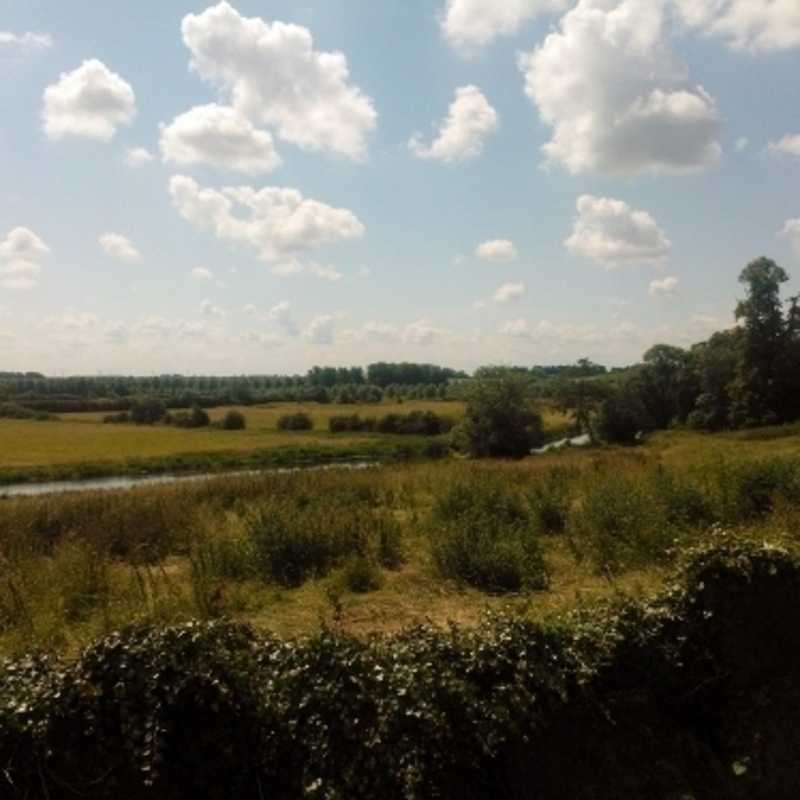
[1,0,799,375]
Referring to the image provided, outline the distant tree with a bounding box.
[130,397,166,425]
[687,330,740,430]
[456,368,544,458]
[729,257,790,426]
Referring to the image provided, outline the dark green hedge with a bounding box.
[2,537,800,799]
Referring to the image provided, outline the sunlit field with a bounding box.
[4,423,800,658]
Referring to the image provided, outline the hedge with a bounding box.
[2,536,800,798]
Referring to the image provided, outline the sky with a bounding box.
[1,0,799,376]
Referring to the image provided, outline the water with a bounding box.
[531,433,592,455]
[0,462,375,498]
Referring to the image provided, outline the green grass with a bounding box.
[6,424,800,658]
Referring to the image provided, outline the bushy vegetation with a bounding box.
[3,538,800,799]
[276,411,311,431]
[0,402,52,421]
[430,478,548,592]
[328,410,453,436]
[220,409,247,430]
[456,368,544,458]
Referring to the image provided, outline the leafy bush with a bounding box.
[102,411,130,424]
[430,479,548,592]
[342,554,383,593]
[129,396,167,425]
[329,413,374,433]
[714,457,800,523]
[528,468,574,535]
[0,402,52,421]
[456,369,544,458]
[170,405,210,428]
[276,411,311,431]
[4,540,800,799]
[569,473,672,575]
[220,409,247,430]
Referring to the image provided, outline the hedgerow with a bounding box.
[4,537,799,798]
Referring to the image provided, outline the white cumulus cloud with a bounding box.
[200,299,225,318]
[0,227,50,290]
[169,174,365,264]
[303,313,339,345]
[493,282,525,303]
[768,134,800,158]
[475,238,518,263]
[160,104,282,174]
[43,59,136,141]
[565,195,672,268]
[409,85,498,162]
[674,0,800,53]
[125,147,155,167]
[180,2,376,160]
[440,0,567,51]
[780,218,800,256]
[99,233,141,263]
[519,0,721,177]
[192,266,214,281]
[649,276,680,296]
[0,31,53,55]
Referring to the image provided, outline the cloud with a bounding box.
[180,2,376,159]
[780,218,800,256]
[768,134,800,158]
[160,104,282,174]
[649,275,679,296]
[192,266,214,281]
[43,59,136,141]
[169,174,365,263]
[125,147,155,167]
[269,259,343,280]
[499,318,531,338]
[519,0,721,177]
[0,31,53,55]
[99,233,141,263]
[0,227,50,290]
[475,238,518,263]
[674,0,800,53]
[267,301,298,336]
[440,0,567,51]
[493,282,525,303]
[243,303,257,315]
[200,299,225,318]
[409,85,498,162]
[565,195,671,268]
[303,314,340,345]
[735,137,750,152]
[341,319,450,346]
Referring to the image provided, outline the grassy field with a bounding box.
[4,423,800,658]
[0,400,573,484]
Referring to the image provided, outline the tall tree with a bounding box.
[730,257,789,426]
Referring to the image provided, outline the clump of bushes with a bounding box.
[219,409,247,430]
[277,411,311,431]
[527,467,575,535]
[328,410,452,435]
[167,405,210,429]
[4,539,800,799]
[430,478,548,592]
[0,402,53,421]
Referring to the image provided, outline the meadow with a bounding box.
[3,422,800,658]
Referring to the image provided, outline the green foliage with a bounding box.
[4,540,800,799]
[457,368,544,458]
[341,554,383,593]
[527,468,575,535]
[0,402,52,421]
[569,473,673,575]
[129,396,167,425]
[220,409,247,430]
[430,478,548,592]
[168,405,210,428]
[276,411,312,431]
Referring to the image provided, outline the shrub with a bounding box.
[456,369,544,458]
[221,409,247,430]
[0,402,53,421]
[714,457,800,523]
[276,411,311,431]
[527,468,574,535]
[171,405,210,428]
[569,473,671,575]
[430,478,548,593]
[102,411,130,424]
[129,396,167,425]
[342,554,383,593]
